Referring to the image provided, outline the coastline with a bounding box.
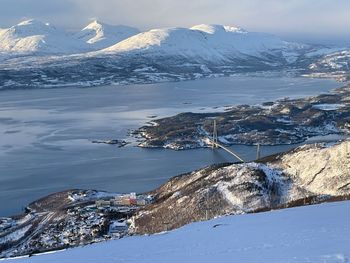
[134,85,350,150]
[1,139,349,258]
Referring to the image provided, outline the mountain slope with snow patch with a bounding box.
[131,140,349,234]
[0,19,89,54]
[0,20,346,88]
[271,141,350,195]
[307,49,350,80]
[76,20,140,50]
[102,24,303,63]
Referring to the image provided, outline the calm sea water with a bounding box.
[0,76,341,216]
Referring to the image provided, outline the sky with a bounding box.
[1,0,350,45]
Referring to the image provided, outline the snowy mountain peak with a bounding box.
[17,19,50,27]
[84,20,104,29]
[190,24,245,34]
[102,23,290,61]
[13,19,55,35]
[77,20,140,49]
[0,19,141,55]
[0,19,88,54]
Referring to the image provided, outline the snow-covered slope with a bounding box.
[0,21,345,88]
[309,50,350,71]
[307,49,350,80]
[0,19,140,55]
[131,140,349,234]
[102,24,303,62]
[75,20,140,50]
[272,141,350,195]
[11,201,350,263]
[0,19,88,55]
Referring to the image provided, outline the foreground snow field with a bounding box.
[9,201,350,263]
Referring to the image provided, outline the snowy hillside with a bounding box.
[102,24,304,62]
[310,50,350,71]
[131,140,349,234]
[10,200,350,263]
[307,50,350,80]
[0,20,346,88]
[272,141,350,196]
[76,20,140,50]
[0,19,88,54]
[0,19,140,55]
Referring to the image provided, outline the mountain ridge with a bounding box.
[76,20,140,50]
[0,19,87,54]
[0,19,349,88]
[101,23,304,63]
[0,19,141,54]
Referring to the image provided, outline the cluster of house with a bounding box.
[67,190,101,202]
[65,203,131,238]
[0,217,15,232]
[31,206,108,251]
[95,193,153,209]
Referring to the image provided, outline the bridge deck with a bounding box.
[207,138,245,163]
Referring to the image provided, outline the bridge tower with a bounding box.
[212,119,218,149]
[256,143,261,160]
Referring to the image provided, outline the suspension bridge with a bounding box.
[206,119,261,163]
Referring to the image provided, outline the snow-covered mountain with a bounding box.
[102,24,305,63]
[76,20,140,50]
[0,19,88,54]
[0,19,140,55]
[0,20,347,88]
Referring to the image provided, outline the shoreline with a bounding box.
[0,75,340,219]
[0,69,344,92]
[134,85,350,150]
[1,139,349,258]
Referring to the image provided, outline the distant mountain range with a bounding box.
[0,19,349,89]
[102,24,304,61]
[0,19,140,54]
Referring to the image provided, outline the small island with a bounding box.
[91,139,130,147]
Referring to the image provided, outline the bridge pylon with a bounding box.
[256,143,261,160]
[208,119,245,163]
[212,119,218,149]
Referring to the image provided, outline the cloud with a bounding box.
[0,0,83,29]
[70,0,350,39]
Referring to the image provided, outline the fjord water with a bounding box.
[0,76,340,216]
